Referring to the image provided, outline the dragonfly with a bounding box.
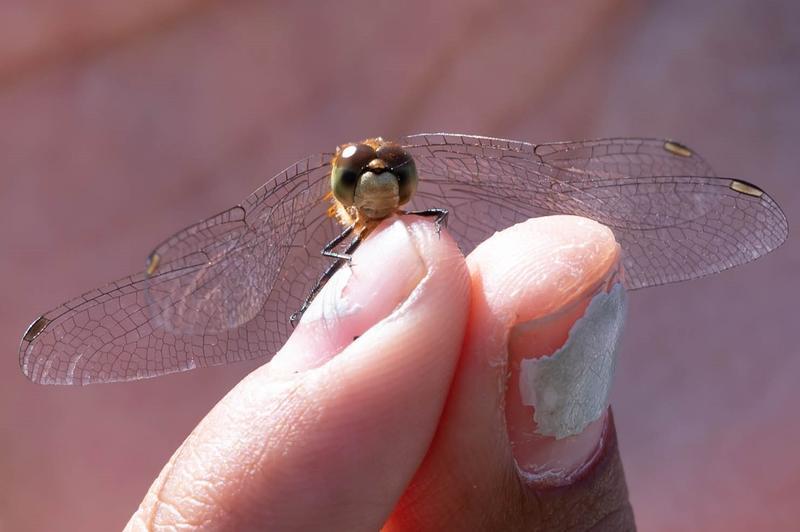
[19,133,787,385]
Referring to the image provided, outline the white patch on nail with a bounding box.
[301,265,358,323]
[519,283,627,439]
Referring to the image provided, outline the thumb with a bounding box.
[126,217,469,531]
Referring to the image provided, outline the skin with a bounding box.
[125,215,635,531]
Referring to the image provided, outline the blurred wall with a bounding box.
[1,1,797,530]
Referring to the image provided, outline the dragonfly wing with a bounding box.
[404,133,787,289]
[533,137,717,179]
[20,153,339,384]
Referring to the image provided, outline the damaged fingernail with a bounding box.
[506,281,627,484]
[521,283,626,439]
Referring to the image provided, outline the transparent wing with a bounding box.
[20,153,340,384]
[21,133,788,385]
[532,137,717,179]
[403,133,787,289]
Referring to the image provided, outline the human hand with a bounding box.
[125,215,634,531]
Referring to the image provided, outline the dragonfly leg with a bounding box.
[404,208,449,234]
[321,224,356,262]
[290,227,364,327]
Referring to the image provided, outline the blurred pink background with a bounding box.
[1,1,798,530]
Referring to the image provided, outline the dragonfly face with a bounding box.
[19,133,788,385]
[330,138,418,225]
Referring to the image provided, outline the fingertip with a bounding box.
[467,215,620,323]
[273,215,467,372]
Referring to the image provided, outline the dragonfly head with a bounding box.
[331,139,418,220]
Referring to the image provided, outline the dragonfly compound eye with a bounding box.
[376,143,418,205]
[331,143,376,206]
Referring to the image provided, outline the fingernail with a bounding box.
[271,218,426,372]
[506,272,627,484]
